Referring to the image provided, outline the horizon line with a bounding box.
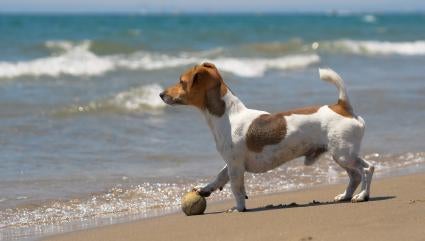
[1,9,424,15]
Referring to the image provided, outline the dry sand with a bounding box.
[44,173,425,241]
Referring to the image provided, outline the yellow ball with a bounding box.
[181,191,207,216]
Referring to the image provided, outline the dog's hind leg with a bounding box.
[351,157,374,202]
[332,152,362,202]
[334,167,361,201]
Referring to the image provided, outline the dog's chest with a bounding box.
[206,109,265,161]
[209,121,245,161]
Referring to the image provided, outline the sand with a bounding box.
[44,173,425,241]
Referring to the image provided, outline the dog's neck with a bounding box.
[203,90,246,122]
[202,91,247,153]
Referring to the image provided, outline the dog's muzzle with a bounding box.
[159,91,184,105]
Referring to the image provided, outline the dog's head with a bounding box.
[160,62,227,116]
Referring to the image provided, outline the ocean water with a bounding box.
[1,13,425,240]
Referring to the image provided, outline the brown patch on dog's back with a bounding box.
[279,101,353,118]
[246,114,287,153]
[246,106,322,152]
[245,100,353,153]
[329,99,353,118]
[278,106,321,116]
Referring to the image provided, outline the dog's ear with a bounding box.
[203,63,226,116]
[191,72,200,88]
[189,66,209,90]
[188,66,204,90]
[205,82,225,116]
[190,64,216,90]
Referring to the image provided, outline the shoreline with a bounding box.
[43,172,425,241]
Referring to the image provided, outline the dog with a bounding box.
[160,63,374,212]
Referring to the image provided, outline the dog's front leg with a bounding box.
[195,165,229,197]
[227,165,246,212]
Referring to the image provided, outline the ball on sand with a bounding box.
[181,191,207,216]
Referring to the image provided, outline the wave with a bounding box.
[236,39,425,57]
[0,40,319,79]
[211,55,320,77]
[320,39,425,56]
[0,41,114,78]
[112,53,319,78]
[55,84,166,116]
[4,38,423,80]
[112,84,166,110]
[45,40,85,53]
[361,14,377,23]
[240,39,307,55]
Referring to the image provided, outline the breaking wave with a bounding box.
[56,84,166,116]
[112,84,166,110]
[0,40,319,79]
[320,39,425,56]
[0,41,114,78]
[2,38,424,79]
[236,39,425,57]
[211,55,320,77]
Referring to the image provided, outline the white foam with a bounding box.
[45,40,85,52]
[64,84,166,115]
[3,38,425,79]
[112,84,166,110]
[0,41,115,78]
[326,40,425,56]
[206,54,320,77]
[362,14,377,23]
[112,52,199,70]
[0,40,319,79]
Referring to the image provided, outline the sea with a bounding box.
[1,13,425,241]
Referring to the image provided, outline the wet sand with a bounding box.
[44,173,425,241]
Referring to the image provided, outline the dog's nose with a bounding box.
[159,91,165,100]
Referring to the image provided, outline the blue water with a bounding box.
[1,13,425,240]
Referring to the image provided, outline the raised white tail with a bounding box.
[319,68,352,107]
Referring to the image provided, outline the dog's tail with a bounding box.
[319,68,352,108]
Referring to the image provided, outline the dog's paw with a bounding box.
[334,193,352,202]
[225,207,246,213]
[351,192,369,202]
[192,186,212,197]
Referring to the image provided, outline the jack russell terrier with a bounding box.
[160,63,374,212]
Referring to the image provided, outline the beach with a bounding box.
[44,173,425,241]
[1,13,425,240]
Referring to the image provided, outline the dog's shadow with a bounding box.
[206,196,396,214]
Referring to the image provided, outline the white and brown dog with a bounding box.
[160,63,374,212]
